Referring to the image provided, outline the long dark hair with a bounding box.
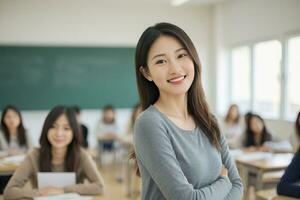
[0,105,28,147]
[295,111,300,153]
[245,114,271,147]
[39,106,80,172]
[132,22,221,175]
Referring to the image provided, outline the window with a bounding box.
[253,40,282,118]
[218,36,299,121]
[231,46,251,113]
[286,36,300,120]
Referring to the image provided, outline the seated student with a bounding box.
[120,104,142,146]
[220,104,243,149]
[277,136,300,197]
[3,106,104,199]
[243,114,272,152]
[0,105,31,155]
[94,105,119,152]
[72,106,89,148]
[289,111,300,152]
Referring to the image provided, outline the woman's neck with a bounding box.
[51,147,67,165]
[155,94,188,120]
[8,128,18,136]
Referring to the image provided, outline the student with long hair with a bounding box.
[289,111,300,152]
[132,22,243,200]
[243,114,272,152]
[4,106,104,199]
[277,112,300,198]
[221,104,243,149]
[0,105,31,155]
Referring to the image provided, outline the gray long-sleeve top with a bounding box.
[134,106,243,200]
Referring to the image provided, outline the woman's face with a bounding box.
[250,116,264,134]
[229,106,239,120]
[47,114,73,150]
[4,109,21,131]
[103,109,115,123]
[144,35,195,97]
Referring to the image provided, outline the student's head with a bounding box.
[225,104,240,124]
[132,22,221,175]
[249,114,265,135]
[0,105,27,147]
[102,105,115,124]
[39,106,80,172]
[245,114,270,147]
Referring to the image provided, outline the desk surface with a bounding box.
[236,153,293,171]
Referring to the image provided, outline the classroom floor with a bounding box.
[98,163,140,200]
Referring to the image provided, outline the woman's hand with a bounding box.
[37,186,64,196]
[220,165,228,178]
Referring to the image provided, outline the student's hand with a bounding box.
[103,133,118,140]
[258,146,271,152]
[244,146,257,152]
[220,165,228,178]
[37,186,64,196]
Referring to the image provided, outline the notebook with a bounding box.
[37,172,75,189]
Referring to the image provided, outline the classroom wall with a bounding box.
[0,0,214,100]
[213,0,300,138]
[0,0,215,147]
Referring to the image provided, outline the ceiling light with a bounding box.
[171,0,190,7]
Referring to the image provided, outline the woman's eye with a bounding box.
[178,53,188,59]
[155,59,166,65]
[64,127,70,131]
[50,124,56,129]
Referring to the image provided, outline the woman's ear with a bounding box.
[139,66,153,81]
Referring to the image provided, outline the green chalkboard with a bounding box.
[0,46,138,110]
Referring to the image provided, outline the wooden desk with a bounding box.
[256,188,300,200]
[0,195,118,200]
[236,153,293,192]
[0,155,24,175]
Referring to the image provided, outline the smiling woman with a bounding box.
[132,22,243,200]
[3,106,105,200]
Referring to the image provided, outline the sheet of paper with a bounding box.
[37,172,75,189]
[236,152,272,162]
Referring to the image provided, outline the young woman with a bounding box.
[243,114,272,152]
[277,112,300,198]
[289,111,300,152]
[0,105,31,155]
[132,22,243,200]
[3,106,104,199]
[221,104,243,149]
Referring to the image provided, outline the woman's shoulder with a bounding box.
[135,105,164,125]
[77,147,92,162]
[27,148,40,160]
